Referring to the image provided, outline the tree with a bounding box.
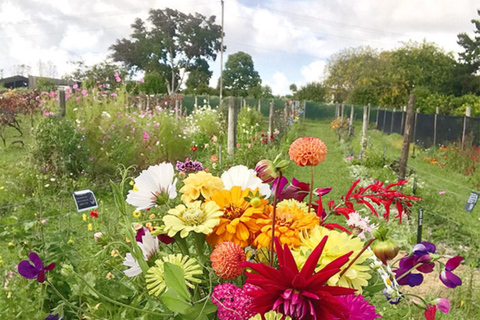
[223,51,261,97]
[184,59,213,94]
[140,71,167,94]
[457,10,480,74]
[110,8,222,95]
[289,83,297,94]
[295,82,327,102]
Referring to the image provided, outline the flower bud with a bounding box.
[60,264,74,277]
[372,238,399,265]
[254,159,277,183]
[250,197,262,207]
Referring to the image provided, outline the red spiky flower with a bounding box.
[243,237,355,320]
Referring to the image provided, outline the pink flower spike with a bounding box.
[436,298,450,314]
[438,190,446,194]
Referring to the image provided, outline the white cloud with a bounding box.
[265,72,291,96]
[301,60,327,84]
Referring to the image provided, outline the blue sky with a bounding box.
[0,0,478,95]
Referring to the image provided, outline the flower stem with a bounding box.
[308,166,315,213]
[396,262,425,281]
[270,171,283,266]
[339,238,376,278]
[194,233,207,266]
[176,235,190,256]
[73,272,171,317]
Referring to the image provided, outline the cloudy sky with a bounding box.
[0,0,478,95]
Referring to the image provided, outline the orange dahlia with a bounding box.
[288,137,327,166]
[210,241,246,279]
[206,186,269,248]
[254,203,319,249]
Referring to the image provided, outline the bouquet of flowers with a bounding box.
[19,137,463,320]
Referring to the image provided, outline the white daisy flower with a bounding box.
[221,165,271,198]
[123,230,159,277]
[126,162,177,210]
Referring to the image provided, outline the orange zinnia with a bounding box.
[206,186,269,248]
[254,203,319,249]
[288,137,327,166]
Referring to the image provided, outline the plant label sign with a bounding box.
[73,189,98,212]
[464,192,479,213]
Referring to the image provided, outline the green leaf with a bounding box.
[163,262,191,301]
[161,289,191,314]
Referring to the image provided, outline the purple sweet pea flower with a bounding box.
[176,159,203,174]
[314,187,332,196]
[394,242,436,287]
[18,252,55,283]
[44,314,59,320]
[439,256,463,288]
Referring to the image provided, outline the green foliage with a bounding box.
[35,77,56,92]
[140,71,167,94]
[457,9,480,74]
[223,51,261,97]
[69,60,128,90]
[110,8,222,94]
[295,82,328,102]
[31,116,90,177]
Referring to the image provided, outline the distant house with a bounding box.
[0,75,75,90]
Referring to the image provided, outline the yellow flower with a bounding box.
[179,171,224,203]
[111,250,119,257]
[146,254,202,296]
[133,210,141,218]
[8,242,14,247]
[249,311,291,320]
[149,213,156,219]
[163,201,222,238]
[277,199,312,213]
[254,203,319,249]
[206,187,269,248]
[7,292,12,299]
[293,225,372,293]
[106,272,115,279]
[87,223,93,231]
[126,237,130,243]
[82,214,87,221]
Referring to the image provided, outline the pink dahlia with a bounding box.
[334,295,382,320]
[211,283,257,320]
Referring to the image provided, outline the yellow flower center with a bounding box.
[179,208,206,226]
[223,204,244,220]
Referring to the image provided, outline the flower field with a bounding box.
[0,86,479,320]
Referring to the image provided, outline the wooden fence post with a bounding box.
[462,106,472,149]
[375,106,380,127]
[227,97,236,156]
[433,107,439,146]
[361,106,368,152]
[303,100,306,120]
[367,103,371,123]
[268,100,274,138]
[57,89,66,117]
[390,108,396,134]
[398,94,416,180]
[258,100,261,113]
[194,95,198,108]
[348,105,355,136]
[340,104,345,124]
[412,108,420,157]
[400,106,406,134]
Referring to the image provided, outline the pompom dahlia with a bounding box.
[244,237,355,320]
[179,171,224,203]
[288,137,327,167]
[211,241,246,279]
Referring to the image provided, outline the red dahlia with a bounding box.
[244,237,355,320]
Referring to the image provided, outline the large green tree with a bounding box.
[223,51,261,97]
[295,82,327,102]
[110,8,222,95]
[457,10,480,73]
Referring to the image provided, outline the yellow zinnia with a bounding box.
[179,171,224,203]
[206,186,269,248]
[254,203,319,249]
[163,201,223,238]
[293,225,372,293]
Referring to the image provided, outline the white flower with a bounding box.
[346,211,375,239]
[221,165,271,198]
[126,162,177,210]
[123,230,159,277]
